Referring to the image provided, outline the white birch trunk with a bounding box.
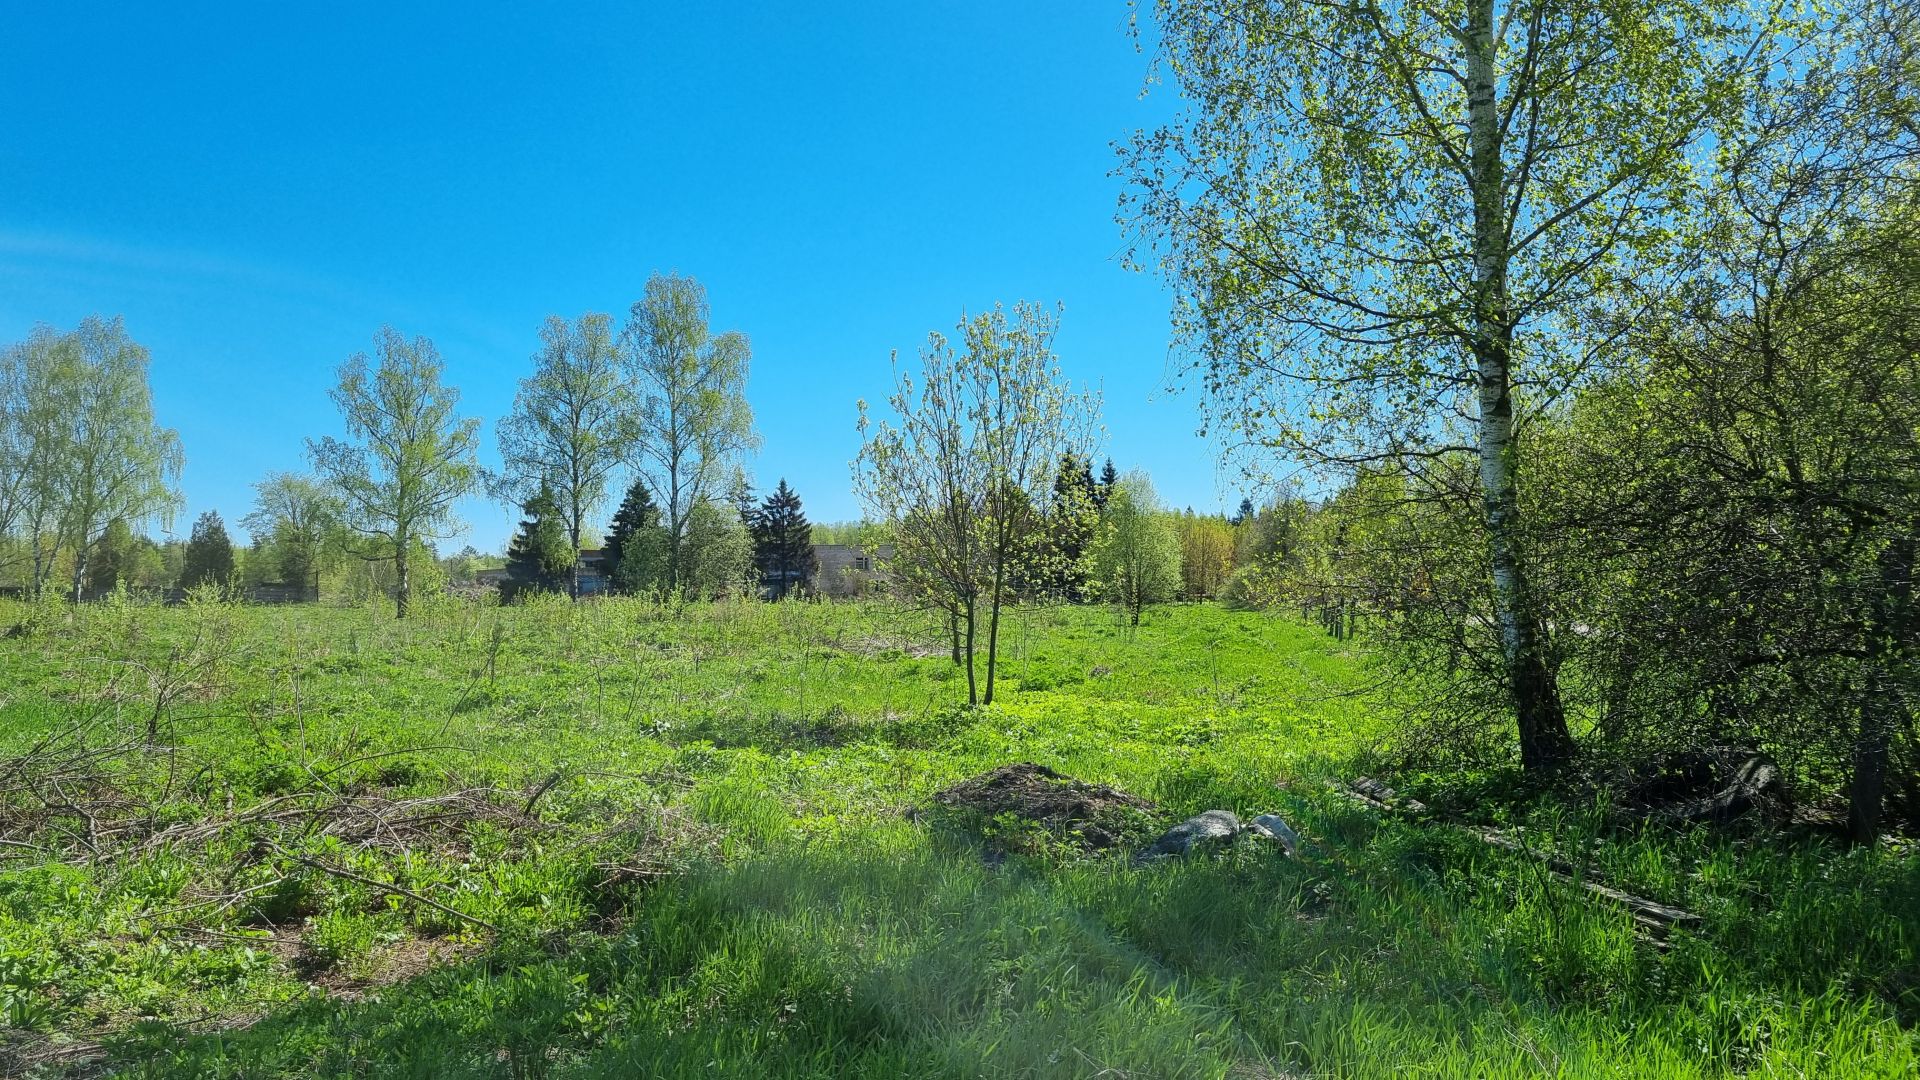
[1467,0,1573,771]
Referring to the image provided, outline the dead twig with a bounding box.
[267,841,499,934]
[522,769,567,817]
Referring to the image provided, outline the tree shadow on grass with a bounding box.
[95,815,1919,1080]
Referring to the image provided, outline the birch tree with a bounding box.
[855,303,1100,704]
[1124,0,1777,771]
[0,339,39,580]
[495,312,631,598]
[0,334,71,588]
[242,472,342,588]
[0,318,182,596]
[308,328,480,619]
[620,273,758,595]
[1090,471,1183,627]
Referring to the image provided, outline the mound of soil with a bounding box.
[929,763,1157,852]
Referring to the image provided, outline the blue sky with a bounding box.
[1,2,1237,553]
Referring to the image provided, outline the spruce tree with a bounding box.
[1095,458,1119,512]
[1037,452,1098,600]
[604,479,666,595]
[502,483,571,601]
[180,510,236,590]
[751,479,816,599]
[732,478,758,529]
[1231,497,1256,527]
[86,519,137,595]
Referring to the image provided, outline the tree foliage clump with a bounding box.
[242,472,341,588]
[308,328,480,619]
[180,510,236,591]
[678,499,757,600]
[1090,472,1183,626]
[83,519,163,595]
[856,303,1100,704]
[750,479,817,599]
[1172,510,1234,600]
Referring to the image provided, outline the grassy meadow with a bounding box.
[0,594,1915,1078]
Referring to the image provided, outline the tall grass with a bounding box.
[0,595,1911,1077]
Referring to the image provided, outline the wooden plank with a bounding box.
[1334,777,1702,936]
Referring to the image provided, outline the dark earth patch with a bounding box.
[927,762,1159,854]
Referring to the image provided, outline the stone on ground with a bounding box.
[1133,810,1304,863]
[1133,809,1243,863]
[1245,813,1302,856]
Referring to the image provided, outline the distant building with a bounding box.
[469,552,608,597]
[576,548,612,595]
[810,543,892,599]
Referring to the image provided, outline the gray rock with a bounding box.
[1133,810,1242,863]
[1245,813,1302,857]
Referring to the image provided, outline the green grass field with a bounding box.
[1,595,1914,1077]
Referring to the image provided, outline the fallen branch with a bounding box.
[1471,826,1700,931]
[268,842,499,934]
[522,769,568,817]
[1331,777,1702,936]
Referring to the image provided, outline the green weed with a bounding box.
[0,597,1911,1077]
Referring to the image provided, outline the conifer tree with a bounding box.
[1095,458,1119,512]
[180,510,235,590]
[732,478,758,529]
[502,483,571,601]
[603,478,666,595]
[1035,452,1099,600]
[751,479,816,599]
[86,519,142,595]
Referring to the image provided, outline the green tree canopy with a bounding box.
[180,510,236,590]
[307,327,480,619]
[621,273,759,596]
[496,312,631,598]
[679,498,755,600]
[1090,471,1183,626]
[241,472,341,588]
